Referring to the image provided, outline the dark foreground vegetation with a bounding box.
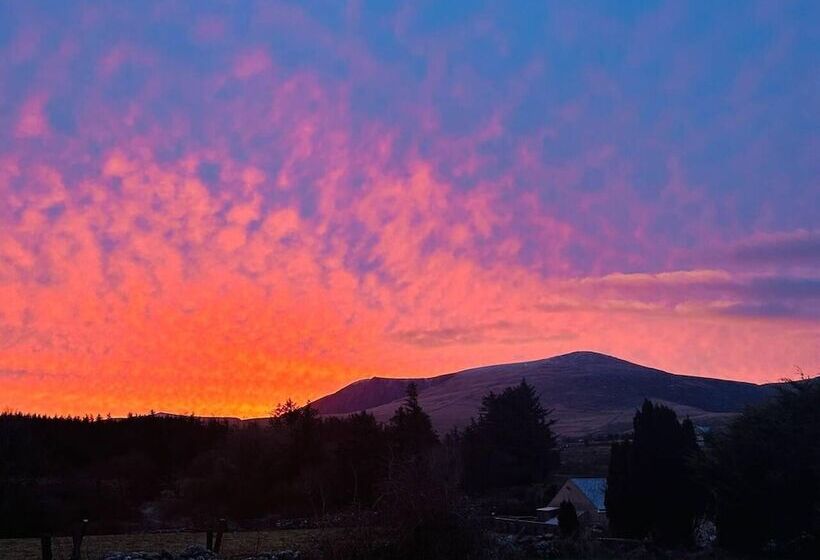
[1,379,818,559]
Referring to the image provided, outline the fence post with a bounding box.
[206,529,214,551]
[40,535,52,560]
[214,518,227,554]
[71,519,87,560]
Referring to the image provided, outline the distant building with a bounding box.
[537,477,608,528]
[694,424,711,446]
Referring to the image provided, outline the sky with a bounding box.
[1,1,818,418]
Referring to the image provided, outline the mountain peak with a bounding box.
[551,350,623,361]
[546,350,641,368]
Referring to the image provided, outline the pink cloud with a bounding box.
[0,2,817,418]
[15,94,49,138]
[233,49,272,80]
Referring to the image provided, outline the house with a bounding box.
[537,477,608,528]
[694,424,711,446]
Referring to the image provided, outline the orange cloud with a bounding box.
[0,6,817,418]
[1,133,818,418]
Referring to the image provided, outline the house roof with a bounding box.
[570,478,607,511]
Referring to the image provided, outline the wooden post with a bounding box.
[206,529,214,551]
[40,535,52,560]
[214,518,226,554]
[71,519,87,560]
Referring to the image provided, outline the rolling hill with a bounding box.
[312,351,777,437]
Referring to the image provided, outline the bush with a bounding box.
[708,379,820,556]
[558,500,579,538]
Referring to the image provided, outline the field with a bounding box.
[0,529,338,560]
[558,440,612,476]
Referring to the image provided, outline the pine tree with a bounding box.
[605,400,706,545]
[461,379,559,492]
[387,382,438,458]
[605,439,639,537]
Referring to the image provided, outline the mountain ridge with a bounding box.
[311,351,777,437]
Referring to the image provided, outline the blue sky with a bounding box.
[0,1,817,416]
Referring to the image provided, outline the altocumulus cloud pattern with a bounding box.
[0,1,818,417]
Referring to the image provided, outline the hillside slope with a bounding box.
[312,373,455,414]
[312,351,775,437]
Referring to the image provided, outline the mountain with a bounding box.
[312,351,777,437]
[310,373,456,414]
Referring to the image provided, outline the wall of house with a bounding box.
[547,480,608,528]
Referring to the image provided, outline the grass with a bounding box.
[559,441,612,476]
[0,529,341,560]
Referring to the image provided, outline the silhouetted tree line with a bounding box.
[5,376,813,557]
[0,379,560,552]
[0,412,228,536]
[0,405,402,537]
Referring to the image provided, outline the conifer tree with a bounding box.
[387,382,439,458]
[605,400,706,545]
[460,379,558,492]
[709,380,820,556]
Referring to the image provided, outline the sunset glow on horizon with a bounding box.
[1,1,818,418]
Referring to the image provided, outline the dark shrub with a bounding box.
[558,499,579,538]
[708,379,820,556]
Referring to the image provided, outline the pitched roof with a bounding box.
[571,478,607,511]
